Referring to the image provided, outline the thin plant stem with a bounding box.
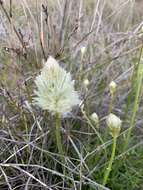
[105,91,116,141]
[108,93,114,114]
[102,136,117,187]
[81,109,107,160]
[112,47,143,176]
[123,64,143,151]
[55,113,65,164]
[122,46,143,151]
[55,114,67,187]
[79,146,83,190]
[123,46,143,122]
[83,111,104,146]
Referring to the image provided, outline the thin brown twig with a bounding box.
[0,1,27,54]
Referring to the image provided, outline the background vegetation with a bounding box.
[0,0,143,189]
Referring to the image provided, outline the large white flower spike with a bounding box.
[33,56,80,115]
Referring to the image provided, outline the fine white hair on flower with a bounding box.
[33,56,80,115]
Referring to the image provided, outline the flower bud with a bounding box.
[109,81,117,95]
[83,79,89,87]
[81,46,86,56]
[90,112,99,125]
[106,113,122,138]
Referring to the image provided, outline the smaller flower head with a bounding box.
[106,113,122,138]
[33,56,80,115]
[81,46,86,56]
[90,112,99,125]
[109,81,117,95]
[83,79,89,87]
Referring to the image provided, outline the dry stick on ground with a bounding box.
[83,43,143,76]
[90,0,100,32]
[22,0,47,60]
[9,0,12,17]
[0,0,27,56]
[0,166,13,190]
[59,0,68,48]
[0,163,110,190]
[0,130,110,189]
[39,2,47,61]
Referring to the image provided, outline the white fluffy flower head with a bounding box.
[33,56,80,115]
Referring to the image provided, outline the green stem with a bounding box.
[112,48,143,176]
[123,67,143,151]
[83,111,104,146]
[102,136,117,187]
[108,93,114,114]
[55,113,64,164]
[123,46,143,151]
[104,93,115,141]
